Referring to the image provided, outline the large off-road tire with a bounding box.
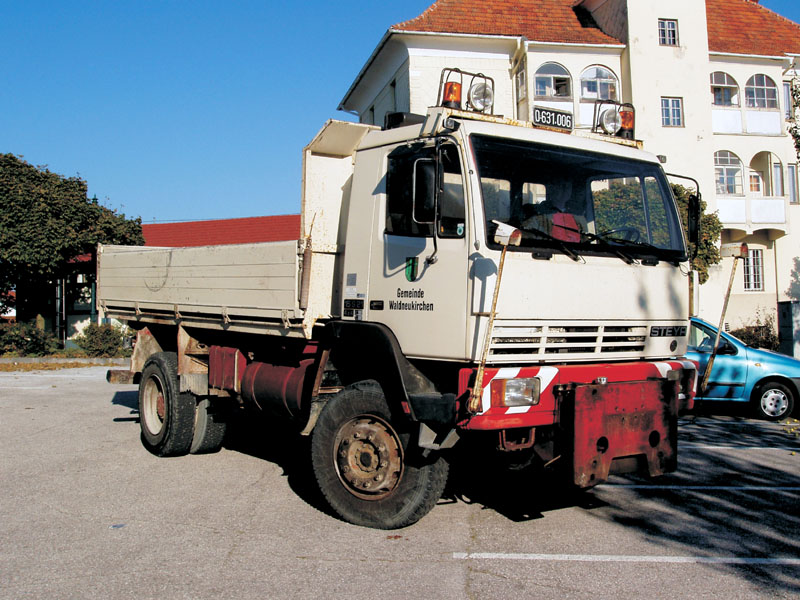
[190,397,227,454]
[311,386,448,529]
[138,352,196,456]
[752,381,795,421]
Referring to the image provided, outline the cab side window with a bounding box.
[438,144,466,238]
[385,143,465,238]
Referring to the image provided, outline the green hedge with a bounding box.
[74,323,130,358]
[0,321,59,356]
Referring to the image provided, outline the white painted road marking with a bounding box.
[600,485,800,491]
[680,444,800,451]
[453,553,800,565]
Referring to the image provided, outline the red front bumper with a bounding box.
[458,360,696,486]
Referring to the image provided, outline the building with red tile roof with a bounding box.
[341,0,800,332]
[388,0,800,57]
[141,214,301,247]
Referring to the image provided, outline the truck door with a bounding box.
[365,141,470,360]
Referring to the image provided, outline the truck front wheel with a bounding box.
[311,386,448,529]
[139,352,196,456]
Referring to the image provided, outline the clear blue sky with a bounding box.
[2,0,799,224]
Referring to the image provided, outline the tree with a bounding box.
[790,78,800,160]
[590,180,722,284]
[672,184,722,284]
[0,153,144,317]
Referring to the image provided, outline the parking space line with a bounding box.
[452,552,800,564]
[0,386,55,390]
[680,444,800,451]
[600,485,800,491]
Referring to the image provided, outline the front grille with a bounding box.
[488,321,647,362]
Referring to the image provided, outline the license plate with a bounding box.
[532,107,573,131]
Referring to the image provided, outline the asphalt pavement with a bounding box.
[1,367,799,599]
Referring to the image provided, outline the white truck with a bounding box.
[100,69,698,529]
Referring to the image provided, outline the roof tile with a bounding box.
[706,0,800,56]
[142,215,300,248]
[393,0,622,45]
[393,0,800,57]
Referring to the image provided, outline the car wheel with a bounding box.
[752,381,795,421]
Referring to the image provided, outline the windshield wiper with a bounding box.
[547,222,636,264]
[595,235,669,263]
[517,225,581,262]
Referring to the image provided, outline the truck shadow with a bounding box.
[221,409,337,520]
[597,416,800,593]
[110,390,140,422]
[441,451,609,522]
[222,409,610,525]
[445,416,800,592]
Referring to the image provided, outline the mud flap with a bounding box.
[572,380,679,488]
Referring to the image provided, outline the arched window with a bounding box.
[710,72,739,106]
[715,151,743,195]
[535,63,571,99]
[580,66,618,101]
[745,74,778,109]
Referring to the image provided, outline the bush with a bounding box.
[74,323,130,357]
[0,321,59,356]
[730,311,779,351]
[51,347,90,359]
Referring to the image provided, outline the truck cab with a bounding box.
[340,108,692,366]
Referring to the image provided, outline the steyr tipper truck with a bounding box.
[100,69,699,529]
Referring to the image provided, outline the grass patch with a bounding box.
[0,361,119,372]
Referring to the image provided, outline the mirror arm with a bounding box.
[666,172,701,260]
[425,139,444,265]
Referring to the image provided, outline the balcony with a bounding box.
[716,195,788,237]
[712,108,783,136]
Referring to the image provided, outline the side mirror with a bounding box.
[687,193,700,257]
[412,158,436,224]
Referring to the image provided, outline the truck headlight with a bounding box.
[491,378,541,407]
[468,82,494,112]
[599,108,622,135]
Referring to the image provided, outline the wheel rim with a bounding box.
[333,414,404,500]
[760,388,789,418]
[141,374,167,435]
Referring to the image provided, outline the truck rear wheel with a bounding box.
[138,352,195,456]
[311,386,448,529]
[190,398,227,454]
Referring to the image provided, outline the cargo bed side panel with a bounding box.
[98,241,302,322]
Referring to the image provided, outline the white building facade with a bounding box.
[340,0,800,332]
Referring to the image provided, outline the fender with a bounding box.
[325,320,456,425]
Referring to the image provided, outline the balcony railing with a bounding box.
[716,195,788,234]
[712,108,783,135]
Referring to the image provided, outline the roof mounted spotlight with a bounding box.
[437,68,495,115]
[592,100,635,140]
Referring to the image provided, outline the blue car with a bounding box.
[686,317,800,421]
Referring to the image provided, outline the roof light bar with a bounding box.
[592,100,636,140]
[437,68,495,114]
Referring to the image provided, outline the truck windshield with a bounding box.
[472,134,687,262]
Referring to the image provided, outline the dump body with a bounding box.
[98,241,304,330]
